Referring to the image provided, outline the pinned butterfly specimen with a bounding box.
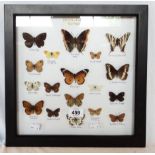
[109,113,125,122]
[105,64,129,80]
[44,82,60,93]
[61,29,90,52]
[25,60,44,72]
[64,93,84,107]
[22,100,44,115]
[88,108,102,116]
[44,50,60,59]
[88,85,103,92]
[109,92,125,102]
[90,51,101,59]
[25,81,41,91]
[22,32,47,48]
[46,108,60,117]
[66,114,85,126]
[106,32,130,52]
[61,68,89,85]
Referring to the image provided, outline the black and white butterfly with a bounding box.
[106,32,130,52]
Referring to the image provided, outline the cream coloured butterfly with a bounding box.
[25,81,41,91]
[44,50,60,59]
[88,85,103,92]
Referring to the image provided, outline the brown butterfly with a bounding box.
[61,29,90,52]
[88,108,102,116]
[22,100,44,115]
[25,60,44,72]
[61,68,89,85]
[46,108,60,117]
[106,33,130,52]
[105,64,129,80]
[90,51,101,59]
[64,93,84,107]
[22,32,47,48]
[109,92,125,102]
[109,113,125,122]
[44,82,60,93]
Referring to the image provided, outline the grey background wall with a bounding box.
[0,1,154,147]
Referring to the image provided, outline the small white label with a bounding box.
[30,123,41,130]
[68,108,84,118]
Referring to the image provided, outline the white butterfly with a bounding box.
[88,85,103,92]
[25,81,41,91]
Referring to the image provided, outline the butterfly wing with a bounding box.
[44,82,53,93]
[75,93,84,107]
[90,52,95,59]
[52,51,60,59]
[24,81,33,91]
[61,29,75,52]
[119,32,130,52]
[23,101,34,115]
[88,108,96,116]
[34,100,44,115]
[106,33,117,51]
[109,92,117,102]
[25,60,34,72]
[44,50,51,59]
[46,108,53,117]
[76,29,90,52]
[34,60,44,72]
[61,68,74,85]
[118,64,129,80]
[32,81,40,91]
[105,64,118,80]
[96,108,102,115]
[64,94,74,107]
[35,33,47,48]
[96,52,102,59]
[109,114,117,122]
[22,33,34,48]
[117,92,125,102]
[53,108,60,117]
[52,83,60,93]
[118,113,125,122]
[75,69,89,85]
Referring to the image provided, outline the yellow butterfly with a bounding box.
[44,50,60,59]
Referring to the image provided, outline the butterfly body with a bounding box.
[61,68,89,85]
[88,108,102,116]
[109,113,125,122]
[23,100,44,115]
[106,33,130,52]
[46,108,60,117]
[25,60,44,72]
[44,82,60,93]
[105,64,129,80]
[109,92,125,102]
[64,93,84,107]
[22,32,47,48]
[61,29,90,52]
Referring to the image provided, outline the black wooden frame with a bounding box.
[4,4,148,147]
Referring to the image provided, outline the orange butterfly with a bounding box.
[23,100,44,115]
[61,68,89,85]
[25,60,44,72]
[90,51,101,59]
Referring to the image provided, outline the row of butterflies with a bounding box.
[23,100,126,126]
[25,63,130,81]
[22,30,131,53]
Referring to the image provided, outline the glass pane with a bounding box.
[16,16,136,135]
